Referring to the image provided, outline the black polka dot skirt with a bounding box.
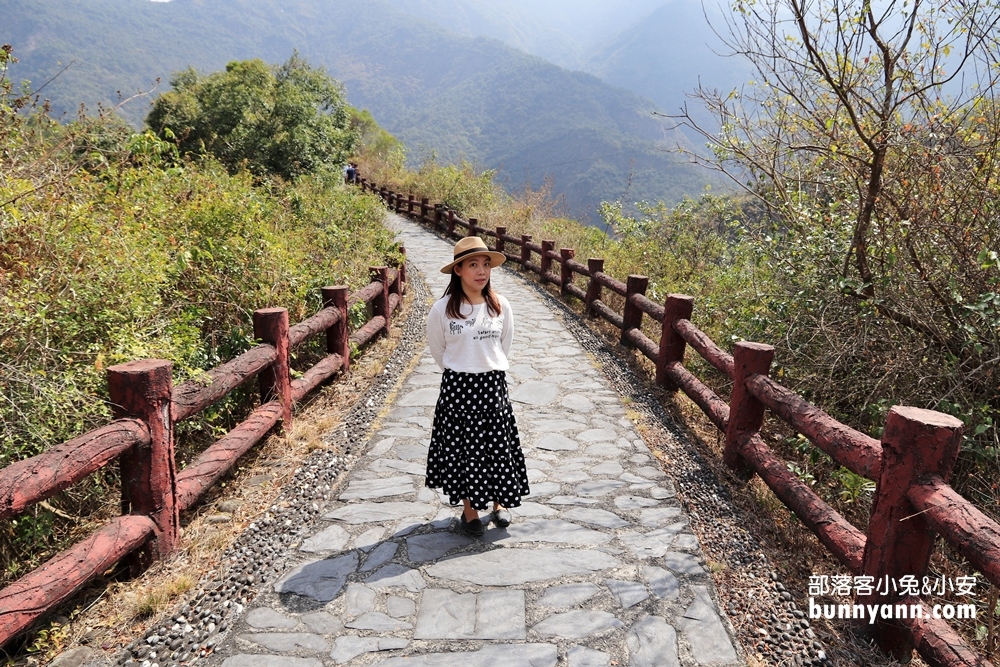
[425,369,530,510]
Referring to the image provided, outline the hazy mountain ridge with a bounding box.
[384,0,667,69]
[583,1,750,119]
[2,0,720,220]
[384,0,750,123]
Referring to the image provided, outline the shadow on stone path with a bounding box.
[206,214,744,667]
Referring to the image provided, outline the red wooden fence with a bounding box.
[360,177,1000,667]
[0,265,405,647]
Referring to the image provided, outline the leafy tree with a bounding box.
[350,107,405,177]
[147,53,356,179]
[674,0,1000,457]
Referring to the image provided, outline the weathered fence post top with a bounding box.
[322,286,350,371]
[657,294,695,389]
[107,359,178,567]
[725,342,775,476]
[584,258,605,318]
[860,405,964,660]
[370,266,391,336]
[107,359,172,404]
[621,274,649,347]
[253,308,292,428]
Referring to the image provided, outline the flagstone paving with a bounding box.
[201,214,743,667]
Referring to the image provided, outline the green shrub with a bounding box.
[0,52,396,579]
[147,53,356,179]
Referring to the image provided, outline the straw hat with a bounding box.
[440,236,506,273]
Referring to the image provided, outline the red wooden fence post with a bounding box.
[540,240,555,283]
[398,245,408,291]
[447,209,456,237]
[621,275,649,347]
[434,204,443,230]
[859,406,964,661]
[560,248,575,295]
[725,342,774,475]
[253,308,292,429]
[520,235,532,270]
[585,258,604,317]
[468,218,479,236]
[370,266,391,335]
[495,226,506,255]
[107,359,179,568]
[408,194,415,216]
[657,294,694,389]
[323,286,350,373]
[421,198,429,223]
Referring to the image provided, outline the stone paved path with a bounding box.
[210,215,743,667]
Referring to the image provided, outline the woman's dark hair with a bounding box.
[443,262,501,319]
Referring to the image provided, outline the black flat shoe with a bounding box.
[492,508,512,528]
[459,513,484,537]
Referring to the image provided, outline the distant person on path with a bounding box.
[345,162,357,184]
[425,237,530,536]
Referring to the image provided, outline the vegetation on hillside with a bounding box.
[147,54,355,179]
[0,50,396,587]
[2,0,722,222]
[678,0,1000,482]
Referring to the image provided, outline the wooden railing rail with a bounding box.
[908,477,1000,589]
[0,420,150,521]
[672,318,735,378]
[745,373,883,479]
[737,431,867,572]
[360,178,999,667]
[0,262,406,647]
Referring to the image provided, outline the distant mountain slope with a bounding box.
[382,0,665,70]
[2,0,719,221]
[583,1,751,120]
[382,0,750,129]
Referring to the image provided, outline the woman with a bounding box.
[425,236,530,536]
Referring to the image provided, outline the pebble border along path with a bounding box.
[84,213,832,667]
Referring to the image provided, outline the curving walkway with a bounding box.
[203,214,743,667]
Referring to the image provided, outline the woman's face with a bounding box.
[454,254,492,295]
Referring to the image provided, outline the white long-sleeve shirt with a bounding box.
[426,295,514,373]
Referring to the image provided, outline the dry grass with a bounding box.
[7,300,415,667]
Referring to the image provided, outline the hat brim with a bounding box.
[440,250,506,274]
